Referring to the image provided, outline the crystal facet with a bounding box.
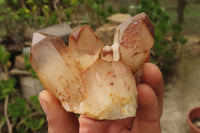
[30,13,154,120]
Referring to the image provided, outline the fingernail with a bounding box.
[38,91,49,114]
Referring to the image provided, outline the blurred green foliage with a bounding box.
[191,0,200,3]
[83,0,115,28]
[136,0,187,78]
[0,78,16,99]
[24,54,38,78]
[0,0,116,43]
[0,45,11,65]
[8,96,46,132]
[0,0,187,80]
[119,6,129,13]
[0,45,46,133]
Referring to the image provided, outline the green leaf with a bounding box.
[42,5,50,18]
[24,54,38,78]
[107,6,114,15]
[6,78,17,89]
[0,15,4,22]
[172,34,178,43]
[0,0,6,5]
[65,7,74,19]
[0,115,6,128]
[172,24,183,33]
[86,0,93,5]
[42,0,49,4]
[62,0,70,4]
[25,118,45,130]
[5,7,11,12]
[18,125,26,133]
[92,2,98,9]
[2,88,15,96]
[30,95,39,104]
[119,6,128,13]
[0,78,16,99]
[49,12,59,25]
[0,44,6,54]
[17,8,31,19]
[8,97,30,122]
[12,0,17,4]
[26,0,34,5]
[150,58,156,64]
[179,36,187,45]
[13,14,20,20]
[129,5,136,10]
[70,0,79,6]
[29,95,43,111]
[1,51,11,64]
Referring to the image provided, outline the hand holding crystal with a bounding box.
[39,63,163,133]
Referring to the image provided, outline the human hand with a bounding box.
[38,63,163,133]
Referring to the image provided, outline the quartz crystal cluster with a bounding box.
[30,13,154,120]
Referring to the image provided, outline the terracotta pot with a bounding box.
[187,106,200,133]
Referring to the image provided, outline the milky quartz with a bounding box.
[30,13,154,120]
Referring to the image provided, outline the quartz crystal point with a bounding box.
[114,13,154,72]
[69,25,104,70]
[30,12,154,120]
[30,33,85,110]
[109,12,154,83]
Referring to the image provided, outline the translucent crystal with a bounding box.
[30,13,154,120]
[30,33,85,111]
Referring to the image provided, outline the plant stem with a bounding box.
[28,112,43,118]
[16,119,24,130]
[3,65,9,80]
[4,96,12,133]
[0,121,2,133]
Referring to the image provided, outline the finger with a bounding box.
[79,115,110,133]
[132,84,161,133]
[39,90,79,133]
[145,53,150,62]
[79,115,132,133]
[142,63,164,114]
[136,84,160,121]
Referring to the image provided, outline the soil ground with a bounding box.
[161,35,200,132]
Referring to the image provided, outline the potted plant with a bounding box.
[187,106,200,133]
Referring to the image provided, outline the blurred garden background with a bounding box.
[0,0,200,132]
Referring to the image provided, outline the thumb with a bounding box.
[39,90,79,133]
